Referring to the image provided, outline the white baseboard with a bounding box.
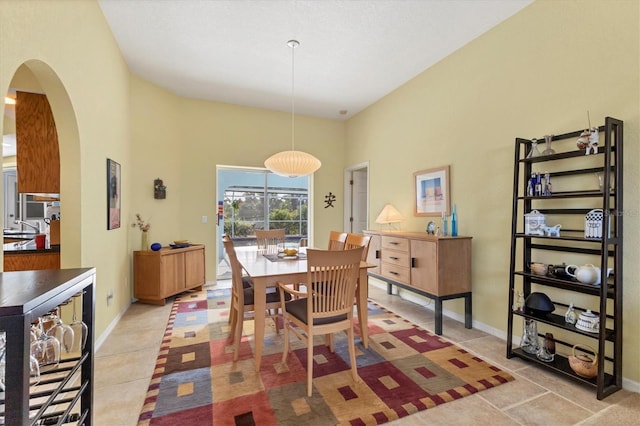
[369,277,640,393]
[94,300,130,353]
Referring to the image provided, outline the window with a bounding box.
[216,167,311,277]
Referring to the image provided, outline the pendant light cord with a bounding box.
[288,40,299,151]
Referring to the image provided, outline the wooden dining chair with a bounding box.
[222,234,291,361]
[327,230,347,251]
[344,233,372,261]
[278,247,364,396]
[255,228,286,254]
[223,235,254,293]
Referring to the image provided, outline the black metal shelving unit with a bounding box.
[506,117,623,400]
[0,268,96,425]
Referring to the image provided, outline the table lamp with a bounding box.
[375,204,404,229]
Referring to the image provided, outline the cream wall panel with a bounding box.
[176,98,345,273]
[346,0,639,383]
[129,80,346,277]
[129,76,182,253]
[0,0,132,339]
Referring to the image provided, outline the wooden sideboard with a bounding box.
[133,244,205,305]
[364,230,472,335]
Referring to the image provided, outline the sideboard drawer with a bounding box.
[381,249,410,268]
[381,263,410,284]
[381,236,409,252]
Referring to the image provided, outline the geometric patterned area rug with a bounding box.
[138,288,514,425]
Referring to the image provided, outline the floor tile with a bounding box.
[94,347,160,387]
[93,377,151,425]
[516,364,632,412]
[96,326,166,357]
[477,371,547,409]
[578,392,640,425]
[505,392,592,425]
[455,334,529,373]
[387,394,520,425]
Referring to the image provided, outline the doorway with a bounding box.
[216,166,312,279]
[2,60,82,270]
[344,162,369,233]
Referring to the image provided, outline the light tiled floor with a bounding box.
[94,281,639,425]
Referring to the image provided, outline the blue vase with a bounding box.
[451,205,458,237]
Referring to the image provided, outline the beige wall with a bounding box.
[0,0,132,337]
[346,0,639,384]
[129,77,346,273]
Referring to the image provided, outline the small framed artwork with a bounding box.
[414,165,450,216]
[107,158,121,230]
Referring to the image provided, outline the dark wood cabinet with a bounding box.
[506,117,623,400]
[15,91,60,194]
[0,268,96,424]
[4,251,61,271]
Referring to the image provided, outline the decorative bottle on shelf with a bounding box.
[544,172,552,196]
[537,334,555,362]
[513,291,525,312]
[521,319,539,354]
[141,231,150,251]
[451,204,458,237]
[542,134,556,155]
[564,303,577,325]
[442,211,448,236]
[526,138,542,158]
[544,332,556,355]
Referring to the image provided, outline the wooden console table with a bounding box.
[133,244,205,305]
[364,230,472,335]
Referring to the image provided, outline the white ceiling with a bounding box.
[98,0,532,120]
[3,0,533,158]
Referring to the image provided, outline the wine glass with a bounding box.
[70,293,88,353]
[31,320,61,371]
[0,331,5,390]
[29,354,41,386]
[45,307,75,354]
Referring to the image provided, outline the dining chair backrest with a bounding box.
[255,229,286,254]
[306,247,363,320]
[344,233,371,261]
[222,234,245,307]
[327,230,347,251]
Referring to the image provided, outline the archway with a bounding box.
[2,60,81,268]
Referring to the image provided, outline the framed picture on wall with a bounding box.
[107,158,121,230]
[414,165,450,216]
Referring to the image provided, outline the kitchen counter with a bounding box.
[4,242,60,271]
[3,240,60,253]
[4,233,38,240]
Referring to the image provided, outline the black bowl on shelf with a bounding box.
[525,292,555,316]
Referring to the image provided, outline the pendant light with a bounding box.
[264,40,321,177]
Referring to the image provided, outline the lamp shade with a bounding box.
[264,150,321,178]
[375,204,404,224]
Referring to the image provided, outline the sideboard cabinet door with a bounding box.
[409,239,437,294]
[134,244,205,305]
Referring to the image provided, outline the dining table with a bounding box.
[236,248,374,371]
